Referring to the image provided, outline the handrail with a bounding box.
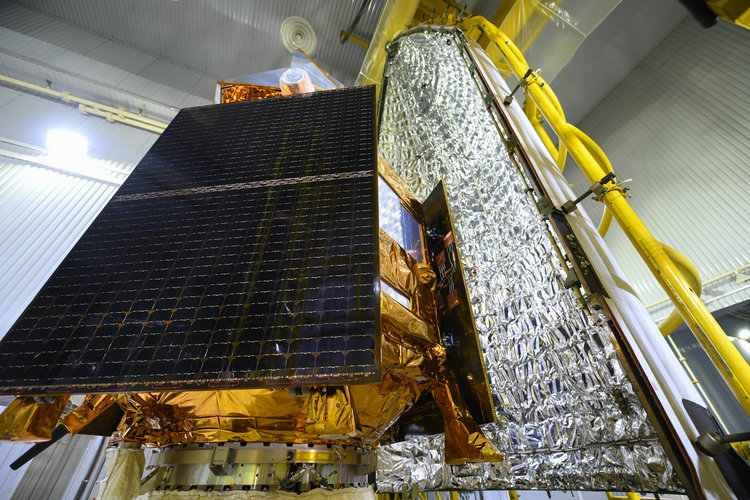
[457,15,750,417]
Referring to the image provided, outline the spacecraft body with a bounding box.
[0,24,740,499]
[0,78,497,492]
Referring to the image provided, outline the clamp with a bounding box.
[503,68,540,106]
[561,172,616,214]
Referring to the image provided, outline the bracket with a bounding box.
[209,446,233,476]
[561,172,615,214]
[535,196,554,217]
[503,68,536,106]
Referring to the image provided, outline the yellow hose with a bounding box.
[598,207,613,237]
[659,244,703,336]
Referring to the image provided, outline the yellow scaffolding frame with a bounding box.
[456,15,750,418]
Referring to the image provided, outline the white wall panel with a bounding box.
[563,18,750,318]
[0,441,33,498]
[10,434,105,500]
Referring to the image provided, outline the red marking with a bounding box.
[208,380,240,388]
[150,383,183,391]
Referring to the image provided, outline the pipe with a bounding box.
[598,207,613,237]
[659,244,703,336]
[595,215,700,338]
[355,0,420,98]
[340,30,370,48]
[458,15,750,417]
[74,436,107,500]
[76,103,165,134]
[647,262,750,309]
[0,74,167,133]
[523,98,569,172]
[341,0,372,44]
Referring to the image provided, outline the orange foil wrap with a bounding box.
[0,396,69,442]
[60,394,117,434]
[218,81,282,103]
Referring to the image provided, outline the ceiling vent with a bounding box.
[281,16,316,55]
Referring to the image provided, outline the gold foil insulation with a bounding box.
[111,389,362,447]
[0,395,68,442]
[61,394,117,434]
[218,81,282,103]
[378,156,423,220]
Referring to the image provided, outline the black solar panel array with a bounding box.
[0,86,380,395]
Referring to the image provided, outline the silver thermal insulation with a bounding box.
[376,29,682,493]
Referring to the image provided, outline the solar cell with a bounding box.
[0,86,380,394]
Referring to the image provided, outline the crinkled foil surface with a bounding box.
[376,30,682,493]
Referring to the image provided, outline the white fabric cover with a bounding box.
[99,444,146,500]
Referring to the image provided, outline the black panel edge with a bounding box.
[422,180,496,425]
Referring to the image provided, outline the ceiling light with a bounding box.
[738,328,750,341]
[46,129,88,160]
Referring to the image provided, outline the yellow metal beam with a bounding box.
[457,15,750,418]
[707,0,750,29]
[340,30,370,48]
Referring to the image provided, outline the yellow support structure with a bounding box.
[355,0,420,97]
[457,15,750,417]
[606,493,641,500]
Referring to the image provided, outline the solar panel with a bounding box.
[0,86,380,395]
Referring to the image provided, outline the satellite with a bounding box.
[0,17,745,500]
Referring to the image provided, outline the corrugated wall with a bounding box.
[0,160,131,337]
[0,441,33,498]
[564,17,750,320]
[550,0,687,124]
[10,434,105,500]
